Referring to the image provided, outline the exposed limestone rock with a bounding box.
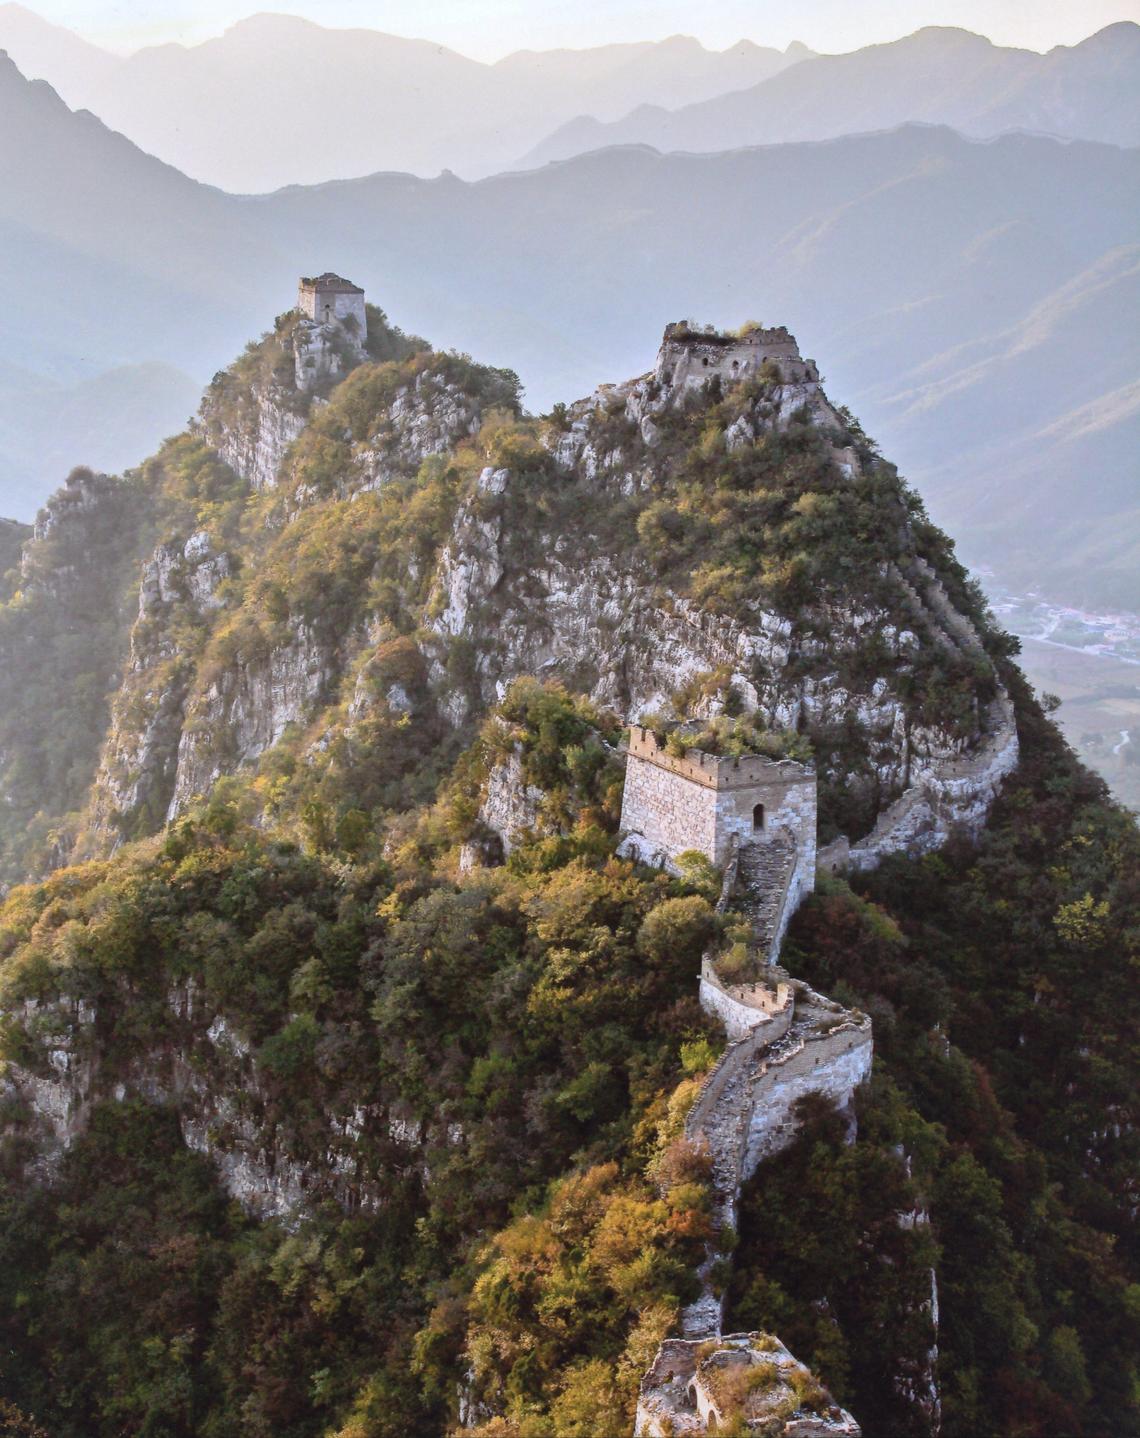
[293,317,361,394]
[425,329,1003,808]
[205,383,307,493]
[0,996,98,1176]
[476,746,543,855]
[25,468,114,557]
[166,616,339,818]
[289,370,486,513]
[193,317,343,493]
[81,529,236,846]
[360,372,483,484]
[0,982,408,1222]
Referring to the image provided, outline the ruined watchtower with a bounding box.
[297,273,367,340]
[656,322,818,392]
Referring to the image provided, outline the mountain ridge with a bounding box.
[0,291,1134,1438]
[0,52,1136,610]
[0,7,810,189]
[518,21,1140,167]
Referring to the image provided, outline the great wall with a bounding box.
[474,671,1017,1434]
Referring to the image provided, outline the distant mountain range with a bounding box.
[0,5,810,189]
[0,29,1137,611]
[520,22,1140,167]
[2,7,1138,192]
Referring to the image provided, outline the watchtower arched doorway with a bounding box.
[752,803,765,832]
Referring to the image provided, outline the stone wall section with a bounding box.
[656,324,815,392]
[740,1013,873,1179]
[617,743,719,867]
[820,691,1019,873]
[678,992,872,1340]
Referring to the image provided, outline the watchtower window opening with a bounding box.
[752,803,765,832]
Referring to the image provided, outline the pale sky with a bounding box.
[28,0,1140,59]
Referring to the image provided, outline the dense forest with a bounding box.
[0,312,1135,1437]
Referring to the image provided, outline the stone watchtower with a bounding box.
[297,273,367,341]
[618,727,817,959]
[655,322,818,392]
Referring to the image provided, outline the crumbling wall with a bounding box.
[820,691,1019,873]
[741,1017,873,1178]
[635,1332,862,1437]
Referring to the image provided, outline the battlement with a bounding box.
[656,322,818,390]
[627,726,814,791]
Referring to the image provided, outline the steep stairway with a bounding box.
[734,835,796,960]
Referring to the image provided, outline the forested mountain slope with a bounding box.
[0,302,1134,1437]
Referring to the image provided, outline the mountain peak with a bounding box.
[1071,19,1140,50]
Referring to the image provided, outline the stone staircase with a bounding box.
[734,836,797,962]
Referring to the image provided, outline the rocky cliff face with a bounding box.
[423,326,1011,839]
[0,305,1067,1438]
[0,468,155,885]
[193,314,335,493]
[52,315,1013,864]
[636,1331,861,1436]
[0,974,450,1223]
[75,340,515,853]
[82,527,237,844]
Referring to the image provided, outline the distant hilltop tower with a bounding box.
[297,273,367,341]
[656,321,818,391]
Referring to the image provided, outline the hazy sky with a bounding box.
[29,0,1140,58]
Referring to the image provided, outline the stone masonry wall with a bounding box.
[698,958,794,1042]
[656,324,815,393]
[741,1019,873,1178]
[715,772,817,936]
[618,749,718,868]
[819,691,1020,874]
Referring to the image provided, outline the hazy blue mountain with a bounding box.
[0,362,199,518]
[0,9,807,190]
[520,24,1140,167]
[0,51,1136,608]
[0,50,295,374]
[0,2,114,105]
